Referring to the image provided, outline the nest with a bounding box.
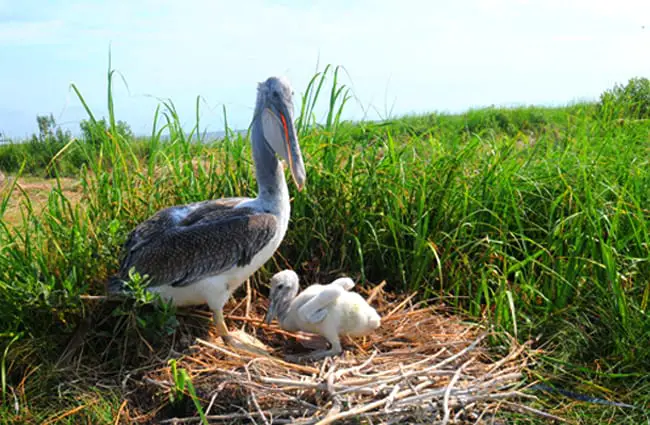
[115,282,561,425]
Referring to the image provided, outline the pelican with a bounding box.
[108,76,306,353]
[264,270,381,361]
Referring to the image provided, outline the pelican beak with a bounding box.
[274,102,306,191]
[264,299,277,325]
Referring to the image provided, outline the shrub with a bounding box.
[599,77,650,120]
[80,118,134,147]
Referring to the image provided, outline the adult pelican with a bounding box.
[108,76,306,353]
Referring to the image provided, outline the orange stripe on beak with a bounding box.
[279,112,290,145]
[279,112,294,175]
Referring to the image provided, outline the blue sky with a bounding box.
[1,0,649,138]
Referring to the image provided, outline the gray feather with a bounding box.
[111,199,277,291]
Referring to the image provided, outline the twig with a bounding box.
[143,377,171,390]
[442,357,474,425]
[236,405,258,425]
[113,399,128,425]
[482,341,528,379]
[383,384,401,412]
[313,387,415,425]
[42,404,87,425]
[337,333,485,395]
[333,350,377,380]
[503,401,572,423]
[365,280,386,304]
[462,390,535,403]
[195,337,242,359]
[159,410,307,424]
[385,292,418,318]
[249,390,269,425]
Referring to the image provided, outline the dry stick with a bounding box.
[312,386,417,425]
[225,315,320,340]
[204,370,321,411]
[383,384,401,412]
[473,404,492,425]
[258,377,370,394]
[385,292,418,318]
[378,371,523,409]
[113,399,128,425]
[385,306,439,320]
[365,280,387,304]
[454,401,477,422]
[42,404,87,425]
[442,357,475,425]
[79,294,114,301]
[472,372,524,392]
[249,390,270,425]
[293,409,410,425]
[333,350,378,380]
[392,386,447,407]
[337,334,485,395]
[347,348,447,382]
[462,390,535,404]
[476,364,525,384]
[503,402,571,423]
[143,377,171,389]
[482,341,528,380]
[195,338,242,359]
[252,356,320,374]
[204,383,227,417]
[313,345,484,425]
[235,405,259,425]
[314,379,495,425]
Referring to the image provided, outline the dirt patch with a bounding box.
[0,175,83,227]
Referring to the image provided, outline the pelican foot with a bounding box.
[296,332,329,350]
[212,311,270,357]
[224,329,271,356]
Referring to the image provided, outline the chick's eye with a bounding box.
[277,284,284,290]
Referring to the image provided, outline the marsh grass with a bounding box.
[0,61,648,423]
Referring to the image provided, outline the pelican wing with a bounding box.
[114,199,276,289]
[330,277,355,291]
[298,285,344,324]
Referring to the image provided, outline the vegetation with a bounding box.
[599,76,650,120]
[0,64,649,423]
[0,114,134,177]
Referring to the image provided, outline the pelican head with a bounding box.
[264,269,300,325]
[255,76,306,191]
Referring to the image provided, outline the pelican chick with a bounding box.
[264,270,381,361]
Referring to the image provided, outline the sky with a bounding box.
[0,0,649,138]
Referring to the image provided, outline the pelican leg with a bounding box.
[212,310,270,356]
[213,310,233,343]
[286,337,343,363]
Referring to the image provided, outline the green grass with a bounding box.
[0,61,649,423]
